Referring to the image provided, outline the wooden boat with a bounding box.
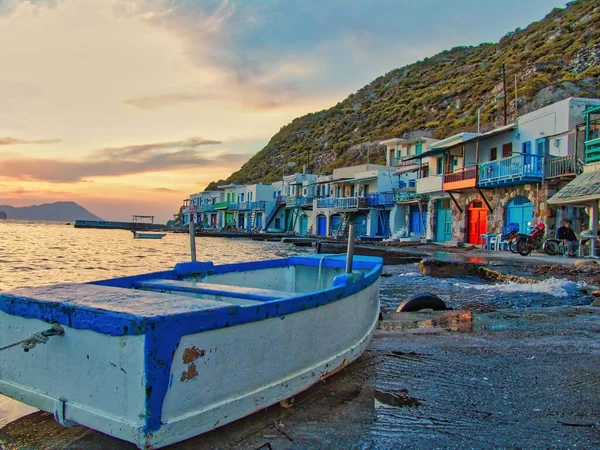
[133,231,166,239]
[0,254,382,449]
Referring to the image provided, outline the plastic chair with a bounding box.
[494,233,506,251]
[488,234,499,251]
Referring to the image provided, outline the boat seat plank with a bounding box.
[1,283,236,318]
[134,279,297,301]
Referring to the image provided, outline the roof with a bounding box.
[547,169,600,205]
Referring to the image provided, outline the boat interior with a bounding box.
[94,255,378,307]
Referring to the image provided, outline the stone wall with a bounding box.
[448,183,546,242]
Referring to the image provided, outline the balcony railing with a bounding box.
[316,197,368,209]
[317,197,335,208]
[214,201,231,209]
[544,155,583,179]
[276,195,286,205]
[226,203,239,211]
[585,137,600,164]
[443,166,477,190]
[236,201,267,211]
[393,187,421,202]
[199,204,216,212]
[390,157,418,167]
[478,154,543,187]
[367,191,395,207]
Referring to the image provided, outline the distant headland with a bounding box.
[0,201,103,222]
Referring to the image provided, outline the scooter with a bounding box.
[515,222,560,256]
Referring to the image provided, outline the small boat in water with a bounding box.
[0,254,382,449]
[132,231,166,239]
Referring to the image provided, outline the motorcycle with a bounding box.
[501,223,521,254]
[515,222,560,256]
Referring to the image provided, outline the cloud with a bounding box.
[123,91,218,110]
[0,137,251,183]
[0,137,62,145]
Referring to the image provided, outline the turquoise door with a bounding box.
[299,215,308,235]
[506,196,533,234]
[435,199,453,242]
[317,215,327,236]
[355,214,368,236]
[329,215,341,236]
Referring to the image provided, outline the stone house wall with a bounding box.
[449,183,546,243]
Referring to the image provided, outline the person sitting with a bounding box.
[557,219,577,257]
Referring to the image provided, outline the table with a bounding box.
[480,234,494,251]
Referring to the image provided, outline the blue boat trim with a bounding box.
[0,254,383,434]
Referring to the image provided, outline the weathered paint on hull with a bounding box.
[0,277,380,449]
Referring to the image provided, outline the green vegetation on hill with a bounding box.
[208,0,600,189]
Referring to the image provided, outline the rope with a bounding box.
[0,324,65,353]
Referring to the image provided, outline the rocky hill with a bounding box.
[208,0,600,188]
[0,201,103,222]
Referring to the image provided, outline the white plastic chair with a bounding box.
[493,233,505,251]
[488,234,499,251]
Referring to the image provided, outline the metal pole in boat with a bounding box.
[189,213,197,262]
[346,223,356,273]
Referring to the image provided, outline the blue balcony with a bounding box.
[393,187,422,202]
[199,204,216,212]
[317,197,336,208]
[585,137,600,164]
[367,191,395,207]
[287,196,314,208]
[478,154,543,187]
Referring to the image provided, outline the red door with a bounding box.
[468,201,488,245]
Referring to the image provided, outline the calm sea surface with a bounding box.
[0,220,311,292]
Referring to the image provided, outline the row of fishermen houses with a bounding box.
[181,97,600,245]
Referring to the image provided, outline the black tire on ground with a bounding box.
[516,237,531,256]
[396,293,448,313]
[544,239,560,256]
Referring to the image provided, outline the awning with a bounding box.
[402,147,449,162]
[548,169,600,205]
[394,164,420,175]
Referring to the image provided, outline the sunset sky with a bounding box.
[0,0,565,222]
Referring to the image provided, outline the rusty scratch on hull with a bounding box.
[181,362,199,381]
[182,346,206,364]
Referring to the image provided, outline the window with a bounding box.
[364,184,369,196]
[422,166,430,178]
[490,148,497,161]
[406,145,412,156]
[522,141,531,154]
[502,143,512,158]
[274,218,281,229]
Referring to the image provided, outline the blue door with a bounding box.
[329,215,341,236]
[377,210,390,236]
[506,196,533,235]
[409,205,426,235]
[435,199,452,242]
[256,212,263,228]
[317,215,327,236]
[299,215,308,235]
[355,214,368,236]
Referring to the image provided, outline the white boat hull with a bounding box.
[0,255,382,449]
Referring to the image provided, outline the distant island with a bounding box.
[0,201,103,222]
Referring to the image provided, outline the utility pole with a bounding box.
[502,64,508,126]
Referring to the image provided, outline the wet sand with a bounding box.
[1,306,599,449]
